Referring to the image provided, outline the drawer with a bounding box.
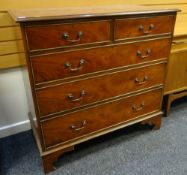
[115,15,175,40]
[36,63,165,116]
[31,38,170,84]
[26,21,111,51]
[41,88,162,148]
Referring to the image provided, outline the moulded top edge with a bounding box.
[9,5,180,22]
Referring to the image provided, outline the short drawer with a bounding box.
[115,15,175,40]
[41,88,162,148]
[31,38,171,84]
[36,63,165,117]
[26,21,111,51]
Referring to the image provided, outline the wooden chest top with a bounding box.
[10,5,178,22]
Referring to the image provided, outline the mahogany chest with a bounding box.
[10,5,178,173]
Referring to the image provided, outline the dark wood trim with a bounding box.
[20,23,45,151]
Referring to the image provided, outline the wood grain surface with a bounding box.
[41,88,162,148]
[26,21,111,51]
[36,63,165,116]
[31,38,171,84]
[115,15,175,40]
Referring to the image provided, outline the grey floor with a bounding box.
[1,97,187,175]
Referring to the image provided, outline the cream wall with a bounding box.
[0,0,186,138]
[0,68,30,138]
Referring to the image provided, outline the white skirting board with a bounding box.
[0,120,31,138]
[0,68,31,139]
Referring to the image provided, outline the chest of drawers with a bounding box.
[10,5,178,173]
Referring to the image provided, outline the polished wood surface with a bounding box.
[141,114,162,130]
[31,38,171,84]
[37,63,165,117]
[42,146,74,173]
[42,88,162,148]
[171,36,187,52]
[165,35,187,95]
[164,36,187,115]
[165,90,187,116]
[26,21,111,51]
[11,6,176,173]
[10,5,178,22]
[115,15,175,40]
[165,50,187,94]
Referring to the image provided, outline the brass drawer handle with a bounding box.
[139,24,155,34]
[63,31,83,43]
[70,120,87,131]
[135,76,148,85]
[132,102,145,112]
[65,59,85,72]
[67,90,86,102]
[137,49,151,59]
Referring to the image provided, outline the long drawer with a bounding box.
[36,63,165,117]
[41,88,162,148]
[31,38,171,84]
[115,15,175,40]
[26,21,111,51]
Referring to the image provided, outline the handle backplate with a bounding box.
[70,120,87,131]
[135,76,148,85]
[65,59,85,72]
[137,49,151,59]
[67,90,86,102]
[132,102,145,112]
[63,31,83,43]
[139,24,155,34]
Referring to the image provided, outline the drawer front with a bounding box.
[115,16,175,40]
[31,38,170,84]
[26,21,111,51]
[41,88,162,148]
[36,63,165,116]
